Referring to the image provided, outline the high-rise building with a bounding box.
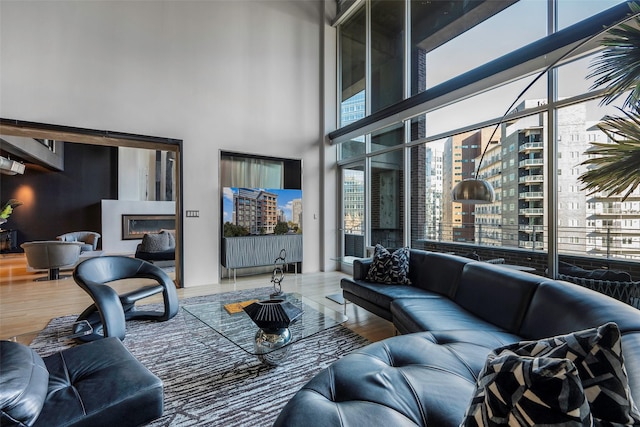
[443,128,493,243]
[468,99,640,258]
[233,188,278,235]
[292,198,302,229]
[425,144,444,240]
[474,142,502,246]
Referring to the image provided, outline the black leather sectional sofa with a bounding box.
[275,250,640,426]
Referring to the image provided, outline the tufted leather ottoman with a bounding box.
[1,337,163,427]
[274,332,500,427]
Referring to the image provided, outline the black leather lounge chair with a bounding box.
[72,255,179,341]
[0,337,163,426]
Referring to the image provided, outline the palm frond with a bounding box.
[579,108,640,201]
[587,3,640,109]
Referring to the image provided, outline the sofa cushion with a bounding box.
[341,278,442,315]
[519,280,640,339]
[136,248,175,262]
[408,251,473,298]
[141,233,170,252]
[365,244,410,285]
[0,341,49,427]
[391,298,506,335]
[453,263,543,333]
[462,352,591,426]
[497,322,640,425]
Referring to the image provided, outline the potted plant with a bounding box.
[0,199,22,227]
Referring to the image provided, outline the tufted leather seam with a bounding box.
[1,410,29,427]
[385,337,477,425]
[439,343,481,382]
[397,368,428,426]
[328,365,337,402]
[413,335,479,383]
[302,377,347,427]
[59,352,88,417]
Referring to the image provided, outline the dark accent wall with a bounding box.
[1,143,118,249]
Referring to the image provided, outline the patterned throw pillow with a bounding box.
[365,244,410,285]
[494,322,640,425]
[461,352,592,426]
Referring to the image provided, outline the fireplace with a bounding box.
[122,214,175,240]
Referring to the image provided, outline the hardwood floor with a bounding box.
[0,253,395,343]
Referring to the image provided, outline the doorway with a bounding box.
[0,119,183,287]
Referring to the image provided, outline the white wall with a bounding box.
[0,0,334,286]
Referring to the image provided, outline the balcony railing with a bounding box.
[519,208,544,215]
[518,159,544,167]
[420,223,640,261]
[520,191,544,199]
[519,175,544,183]
[600,208,622,214]
[519,241,545,249]
[518,224,543,232]
[519,142,544,151]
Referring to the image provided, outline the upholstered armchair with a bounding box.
[72,255,179,341]
[21,241,83,280]
[56,231,101,252]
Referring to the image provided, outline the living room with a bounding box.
[2,0,640,426]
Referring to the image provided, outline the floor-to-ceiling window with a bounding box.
[340,6,366,129]
[333,0,640,270]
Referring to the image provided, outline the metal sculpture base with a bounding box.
[254,327,293,366]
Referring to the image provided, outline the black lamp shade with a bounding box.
[451,179,495,204]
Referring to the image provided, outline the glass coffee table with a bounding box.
[183,292,348,365]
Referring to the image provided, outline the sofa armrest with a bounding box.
[353,258,373,280]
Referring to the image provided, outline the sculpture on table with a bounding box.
[243,298,303,366]
[270,249,287,297]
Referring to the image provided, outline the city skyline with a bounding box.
[340,97,640,260]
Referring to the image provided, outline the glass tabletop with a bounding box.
[182,292,348,355]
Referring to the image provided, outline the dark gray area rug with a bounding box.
[30,287,370,426]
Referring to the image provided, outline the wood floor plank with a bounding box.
[0,254,395,343]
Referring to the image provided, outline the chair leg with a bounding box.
[76,285,127,341]
[34,268,68,282]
